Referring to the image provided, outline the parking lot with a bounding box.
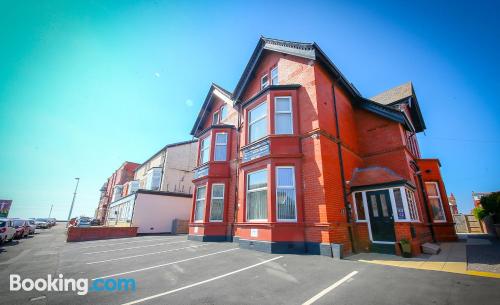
[1,225,499,305]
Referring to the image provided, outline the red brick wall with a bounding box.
[67,226,138,242]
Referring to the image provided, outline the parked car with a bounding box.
[35,218,49,229]
[48,218,57,226]
[0,218,16,243]
[75,217,92,227]
[90,218,101,226]
[27,219,36,235]
[12,219,30,239]
[68,217,77,227]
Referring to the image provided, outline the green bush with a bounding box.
[472,206,488,220]
[480,192,500,216]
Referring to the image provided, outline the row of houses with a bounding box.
[96,37,457,257]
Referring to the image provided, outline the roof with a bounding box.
[190,83,235,136]
[370,82,413,105]
[135,140,197,172]
[349,166,410,189]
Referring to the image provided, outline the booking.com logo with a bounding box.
[10,274,136,296]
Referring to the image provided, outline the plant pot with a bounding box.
[399,242,412,258]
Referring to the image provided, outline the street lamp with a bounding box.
[67,178,80,223]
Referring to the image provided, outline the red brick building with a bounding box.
[188,37,457,256]
[95,161,140,223]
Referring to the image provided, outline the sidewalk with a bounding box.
[347,235,500,279]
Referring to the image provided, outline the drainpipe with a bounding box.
[332,82,356,253]
[231,104,242,241]
[414,163,436,243]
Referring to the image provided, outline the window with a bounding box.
[271,67,279,85]
[275,97,293,134]
[210,184,224,221]
[261,74,269,89]
[276,167,297,221]
[353,192,365,221]
[199,136,211,164]
[214,133,228,161]
[406,188,419,221]
[145,168,162,191]
[212,112,219,125]
[246,169,268,221]
[393,188,406,220]
[194,186,206,222]
[220,105,228,121]
[248,102,267,143]
[425,182,446,222]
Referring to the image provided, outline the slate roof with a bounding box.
[370,81,413,105]
[349,166,411,189]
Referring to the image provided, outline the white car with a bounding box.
[27,219,36,235]
[0,218,16,243]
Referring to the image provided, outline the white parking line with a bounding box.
[83,240,188,255]
[79,236,185,249]
[120,255,283,305]
[301,271,358,305]
[93,248,239,280]
[86,244,210,264]
[70,236,174,246]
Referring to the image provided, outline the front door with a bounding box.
[366,190,396,242]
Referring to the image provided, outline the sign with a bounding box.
[0,200,12,218]
[250,228,258,237]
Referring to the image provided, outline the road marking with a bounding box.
[71,236,171,246]
[30,296,46,301]
[93,248,239,280]
[86,244,210,264]
[120,255,283,305]
[79,236,184,249]
[301,271,358,305]
[83,240,188,255]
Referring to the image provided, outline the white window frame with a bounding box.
[213,132,228,161]
[352,191,367,222]
[425,182,447,223]
[194,185,207,222]
[276,166,297,222]
[220,105,228,121]
[248,101,268,143]
[209,184,225,222]
[261,74,269,89]
[246,169,268,222]
[212,111,219,125]
[199,136,211,165]
[274,96,293,135]
[404,188,420,221]
[271,66,278,85]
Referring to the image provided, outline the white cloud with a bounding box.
[185,99,193,107]
[154,72,160,78]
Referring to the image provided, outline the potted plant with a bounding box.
[399,239,412,258]
[473,192,500,238]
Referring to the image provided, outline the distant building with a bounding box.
[448,193,459,214]
[472,191,491,210]
[105,140,198,234]
[95,161,140,223]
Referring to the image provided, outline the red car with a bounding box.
[12,219,29,239]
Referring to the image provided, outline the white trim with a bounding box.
[212,111,219,125]
[199,136,211,165]
[261,74,269,89]
[213,132,228,161]
[352,192,367,222]
[274,96,293,135]
[275,166,298,222]
[425,181,447,223]
[209,183,225,222]
[246,168,268,222]
[271,66,279,85]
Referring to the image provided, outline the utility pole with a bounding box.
[67,178,80,223]
[48,204,54,218]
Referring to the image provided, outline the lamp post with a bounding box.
[48,204,54,218]
[67,178,80,223]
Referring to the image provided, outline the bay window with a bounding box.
[276,167,297,221]
[199,136,211,164]
[214,133,228,161]
[406,188,419,221]
[246,169,268,221]
[209,184,224,221]
[275,97,293,134]
[425,182,446,222]
[248,102,267,143]
[393,188,406,220]
[194,186,206,222]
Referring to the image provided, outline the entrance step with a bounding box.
[370,243,396,254]
[422,242,441,254]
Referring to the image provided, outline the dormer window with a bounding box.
[261,74,269,89]
[271,66,279,85]
[212,111,219,125]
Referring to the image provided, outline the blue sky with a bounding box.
[1,0,498,219]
